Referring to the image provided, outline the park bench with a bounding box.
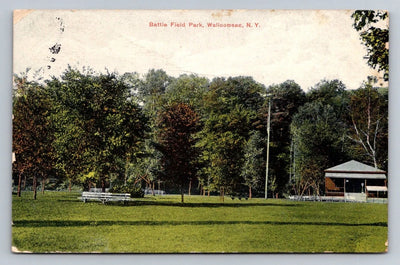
[144,189,165,195]
[80,192,131,204]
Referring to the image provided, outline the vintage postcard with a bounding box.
[12,9,388,253]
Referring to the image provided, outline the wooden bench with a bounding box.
[79,192,131,204]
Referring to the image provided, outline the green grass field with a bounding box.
[12,191,387,253]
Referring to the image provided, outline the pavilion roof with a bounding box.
[325,160,386,179]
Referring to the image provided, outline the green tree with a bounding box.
[258,80,306,197]
[197,77,264,199]
[197,106,252,200]
[138,69,173,116]
[306,79,348,110]
[202,76,264,115]
[13,78,54,199]
[119,72,141,95]
[241,130,264,199]
[290,79,351,196]
[291,101,349,196]
[165,74,209,114]
[48,68,147,191]
[127,140,163,195]
[346,80,388,169]
[352,10,389,81]
[135,69,175,190]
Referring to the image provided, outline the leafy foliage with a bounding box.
[109,183,144,198]
[157,103,201,202]
[47,68,148,191]
[13,79,55,199]
[291,102,348,195]
[346,81,388,169]
[12,66,388,199]
[164,74,209,113]
[352,10,389,81]
[291,80,351,195]
[241,131,264,198]
[197,77,264,199]
[258,80,306,196]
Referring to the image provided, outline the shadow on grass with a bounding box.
[100,201,302,208]
[57,200,84,203]
[13,220,387,228]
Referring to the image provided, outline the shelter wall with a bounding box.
[325,177,344,196]
[325,177,386,197]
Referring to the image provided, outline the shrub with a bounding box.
[109,184,144,198]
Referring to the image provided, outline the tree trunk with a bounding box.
[124,160,128,185]
[188,180,192,196]
[101,179,105,192]
[152,182,155,196]
[220,187,225,202]
[17,173,22,197]
[181,186,184,203]
[207,190,210,197]
[41,178,45,194]
[69,179,72,192]
[33,176,37,200]
[23,175,27,190]
[88,181,91,192]
[249,186,252,199]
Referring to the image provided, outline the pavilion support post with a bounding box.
[343,179,346,193]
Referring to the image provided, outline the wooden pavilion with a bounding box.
[324,160,387,201]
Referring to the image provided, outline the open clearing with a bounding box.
[12,192,387,253]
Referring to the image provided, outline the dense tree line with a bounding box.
[13,10,389,201]
[12,67,388,201]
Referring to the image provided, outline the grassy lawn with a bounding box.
[12,191,387,253]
